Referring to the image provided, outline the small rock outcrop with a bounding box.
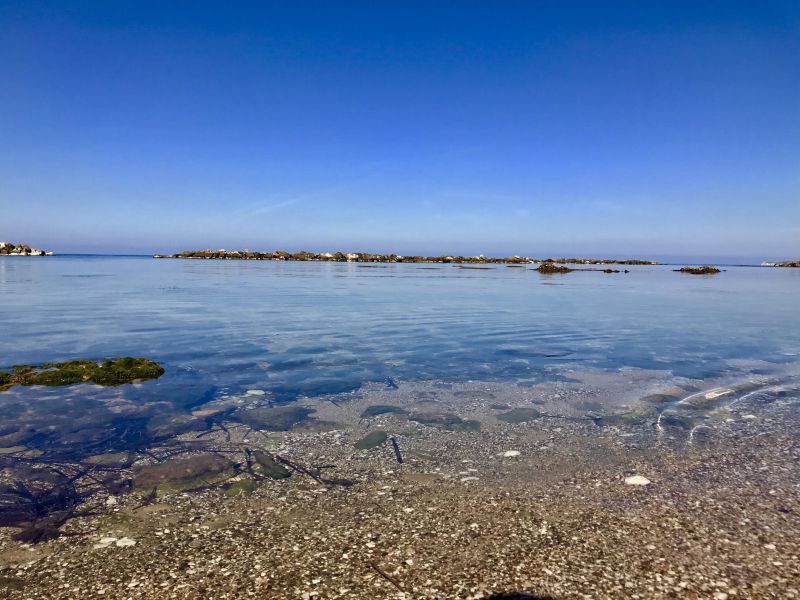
[536,263,573,274]
[675,266,721,275]
[0,242,52,256]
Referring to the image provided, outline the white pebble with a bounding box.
[624,475,651,486]
[503,450,521,458]
[115,537,136,547]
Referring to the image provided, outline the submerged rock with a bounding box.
[496,408,542,423]
[224,479,257,497]
[354,431,388,450]
[238,405,315,431]
[360,405,408,418]
[409,411,481,432]
[134,454,235,494]
[252,450,291,479]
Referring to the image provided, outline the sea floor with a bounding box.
[1,371,799,599]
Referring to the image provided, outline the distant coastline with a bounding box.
[153,249,659,265]
[0,241,52,256]
[762,260,800,268]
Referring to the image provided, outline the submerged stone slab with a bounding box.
[238,405,315,431]
[134,454,235,494]
[409,412,481,432]
[252,451,291,479]
[496,408,542,423]
[354,431,388,450]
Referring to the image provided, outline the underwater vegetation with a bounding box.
[0,358,164,391]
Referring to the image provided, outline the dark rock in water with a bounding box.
[409,411,481,432]
[497,408,542,423]
[0,357,164,391]
[354,431,388,450]
[134,454,235,494]
[360,405,408,418]
[237,405,315,431]
[252,451,291,479]
[536,263,573,274]
[674,266,721,275]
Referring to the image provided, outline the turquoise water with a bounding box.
[2,255,799,404]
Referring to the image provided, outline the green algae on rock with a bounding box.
[354,431,388,450]
[0,357,164,391]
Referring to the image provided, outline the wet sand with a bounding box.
[1,376,798,599]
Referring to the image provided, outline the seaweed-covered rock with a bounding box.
[0,358,164,391]
[675,266,720,275]
[497,408,542,423]
[354,431,388,450]
[238,406,314,431]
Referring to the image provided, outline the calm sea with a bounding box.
[2,255,799,403]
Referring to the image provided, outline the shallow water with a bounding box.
[2,256,799,399]
[2,255,799,529]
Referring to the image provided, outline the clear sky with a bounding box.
[1,1,798,260]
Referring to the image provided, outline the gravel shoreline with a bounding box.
[1,379,798,599]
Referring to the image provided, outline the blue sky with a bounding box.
[1,1,798,260]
